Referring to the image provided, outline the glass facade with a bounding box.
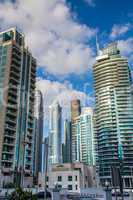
[49,101,62,165]
[94,42,133,188]
[71,108,95,166]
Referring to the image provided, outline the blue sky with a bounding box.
[36,0,133,98]
[0,0,133,135]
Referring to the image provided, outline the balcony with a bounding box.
[6,110,17,117]
[10,70,20,79]
[3,142,14,147]
[9,77,20,84]
[2,150,14,155]
[6,117,16,125]
[5,124,16,131]
[4,134,15,139]
[2,167,13,174]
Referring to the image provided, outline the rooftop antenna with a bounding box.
[96,34,100,56]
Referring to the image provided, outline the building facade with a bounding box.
[38,163,96,193]
[71,108,95,166]
[63,120,72,163]
[71,99,81,123]
[71,100,81,162]
[93,42,133,188]
[43,136,49,174]
[0,28,36,187]
[33,90,43,183]
[49,100,62,165]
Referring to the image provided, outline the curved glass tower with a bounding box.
[93,42,133,188]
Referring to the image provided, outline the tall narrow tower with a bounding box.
[63,120,72,163]
[0,28,36,186]
[93,42,133,188]
[71,99,81,122]
[49,100,62,165]
[33,90,43,183]
[71,99,81,162]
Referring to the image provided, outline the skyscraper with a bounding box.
[71,99,81,162]
[93,42,133,188]
[71,99,81,122]
[0,28,36,186]
[49,100,62,165]
[71,107,95,166]
[43,137,49,174]
[63,120,72,163]
[33,90,43,183]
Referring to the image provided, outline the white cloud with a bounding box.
[110,23,131,39]
[0,0,96,75]
[84,0,95,6]
[118,38,133,61]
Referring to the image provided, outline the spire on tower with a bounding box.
[96,34,100,56]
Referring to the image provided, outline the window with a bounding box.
[46,185,49,188]
[58,176,62,182]
[2,46,7,55]
[125,178,130,188]
[75,176,77,181]
[2,56,7,65]
[75,185,78,190]
[68,176,72,181]
[68,185,73,190]
[58,185,62,190]
[46,176,49,182]
[85,176,88,181]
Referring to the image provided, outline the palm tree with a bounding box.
[8,187,37,200]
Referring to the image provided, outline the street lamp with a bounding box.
[105,181,112,200]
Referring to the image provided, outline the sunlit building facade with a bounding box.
[71,107,95,166]
[71,100,81,162]
[93,42,133,188]
[0,28,36,186]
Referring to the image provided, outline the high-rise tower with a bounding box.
[71,107,95,166]
[33,90,43,183]
[71,99,81,122]
[0,28,36,186]
[49,100,62,165]
[93,42,133,188]
[71,99,81,162]
[63,120,72,163]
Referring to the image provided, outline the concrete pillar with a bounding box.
[129,191,133,200]
[105,188,112,200]
[52,189,61,200]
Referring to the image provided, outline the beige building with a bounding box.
[38,162,96,193]
[71,100,81,162]
[0,28,36,187]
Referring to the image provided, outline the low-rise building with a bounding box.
[38,162,96,193]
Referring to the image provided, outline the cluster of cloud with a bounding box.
[110,23,131,39]
[118,38,133,63]
[0,0,96,75]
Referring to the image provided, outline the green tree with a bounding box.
[8,187,37,200]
